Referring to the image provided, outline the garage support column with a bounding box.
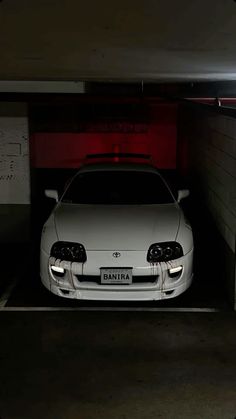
[0,102,30,243]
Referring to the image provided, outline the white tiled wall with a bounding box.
[188,109,236,254]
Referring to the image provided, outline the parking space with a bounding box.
[2,276,228,311]
[0,100,235,312]
[0,212,230,311]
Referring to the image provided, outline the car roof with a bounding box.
[78,163,159,174]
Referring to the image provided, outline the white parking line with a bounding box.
[0,306,224,312]
[0,278,19,308]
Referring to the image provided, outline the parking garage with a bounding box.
[1,1,236,418]
[0,85,235,310]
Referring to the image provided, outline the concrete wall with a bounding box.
[0,103,30,242]
[178,105,236,307]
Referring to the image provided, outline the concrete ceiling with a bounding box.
[1,0,236,82]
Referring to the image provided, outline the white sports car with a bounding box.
[40,162,194,301]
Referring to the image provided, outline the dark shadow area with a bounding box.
[1,311,236,419]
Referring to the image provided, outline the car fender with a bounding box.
[175,212,194,255]
[40,214,58,254]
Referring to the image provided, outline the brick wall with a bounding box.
[191,110,235,252]
[178,105,236,306]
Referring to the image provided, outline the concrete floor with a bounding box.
[0,312,236,419]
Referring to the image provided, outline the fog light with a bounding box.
[168,266,183,279]
[51,266,65,274]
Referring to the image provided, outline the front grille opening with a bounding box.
[52,270,65,278]
[165,290,174,295]
[168,266,183,280]
[75,275,158,284]
[59,289,71,295]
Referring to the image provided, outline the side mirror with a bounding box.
[45,189,59,202]
[177,189,190,203]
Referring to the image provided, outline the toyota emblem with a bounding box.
[113,252,121,258]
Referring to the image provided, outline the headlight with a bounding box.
[51,241,87,262]
[147,242,183,263]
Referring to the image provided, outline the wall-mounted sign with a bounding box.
[0,117,30,204]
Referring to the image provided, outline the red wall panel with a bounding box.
[30,103,177,169]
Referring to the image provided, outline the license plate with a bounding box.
[100,268,132,284]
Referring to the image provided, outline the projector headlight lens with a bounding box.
[147,242,183,262]
[51,241,87,263]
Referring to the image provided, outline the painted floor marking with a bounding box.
[0,306,225,312]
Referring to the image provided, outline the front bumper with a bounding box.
[40,248,194,301]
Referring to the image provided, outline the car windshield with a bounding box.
[61,170,174,205]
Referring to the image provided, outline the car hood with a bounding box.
[54,204,180,250]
